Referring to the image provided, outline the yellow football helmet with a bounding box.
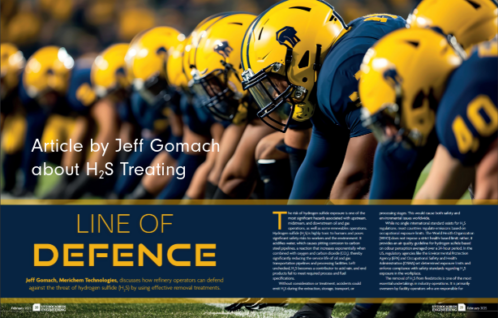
[241,0,346,132]
[182,13,227,86]
[91,43,130,98]
[359,28,463,148]
[167,41,188,90]
[1,43,25,99]
[408,0,498,49]
[125,27,184,104]
[23,46,74,99]
[189,12,256,121]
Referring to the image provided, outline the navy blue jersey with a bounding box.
[180,94,217,136]
[169,89,183,116]
[18,73,41,113]
[315,14,406,137]
[130,91,170,136]
[117,98,137,125]
[2,74,22,116]
[66,64,97,115]
[436,46,498,166]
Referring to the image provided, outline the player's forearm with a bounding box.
[185,160,212,199]
[284,127,311,150]
[474,141,498,200]
[86,131,118,170]
[208,123,245,185]
[182,126,210,154]
[414,145,475,201]
[119,122,135,146]
[142,152,176,195]
[329,176,371,200]
[168,111,183,137]
[88,100,119,171]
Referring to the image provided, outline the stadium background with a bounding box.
[0,0,471,317]
[1,0,419,58]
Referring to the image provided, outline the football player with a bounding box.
[1,43,26,195]
[360,29,496,318]
[369,0,498,200]
[45,44,133,199]
[112,27,184,199]
[241,0,406,316]
[152,20,226,200]
[21,46,80,197]
[128,39,185,199]
[414,37,497,201]
[182,13,256,200]
[187,12,279,200]
[241,0,406,203]
[353,1,497,317]
[129,20,225,200]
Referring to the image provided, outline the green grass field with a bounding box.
[0,302,467,318]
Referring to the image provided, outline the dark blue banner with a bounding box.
[1,204,497,298]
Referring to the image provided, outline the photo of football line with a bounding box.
[1,0,496,317]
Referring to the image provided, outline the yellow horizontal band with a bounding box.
[1,298,496,304]
[2,199,497,205]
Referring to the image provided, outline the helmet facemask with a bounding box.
[184,13,257,123]
[361,80,421,149]
[134,74,172,106]
[242,45,321,133]
[361,30,464,149]
[191,60,244,121]
[125,26,184,106]
[362,70,434,149]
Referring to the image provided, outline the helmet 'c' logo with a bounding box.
[276,27,300,48]
[214,41,233,58]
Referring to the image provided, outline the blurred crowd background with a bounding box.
[1,0,418,58]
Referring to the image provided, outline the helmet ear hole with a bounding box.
[465,0,481,9]
[406,41,419,47]
[298,50,309,68]
[412,90,425,109]
[302,77,308,82]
